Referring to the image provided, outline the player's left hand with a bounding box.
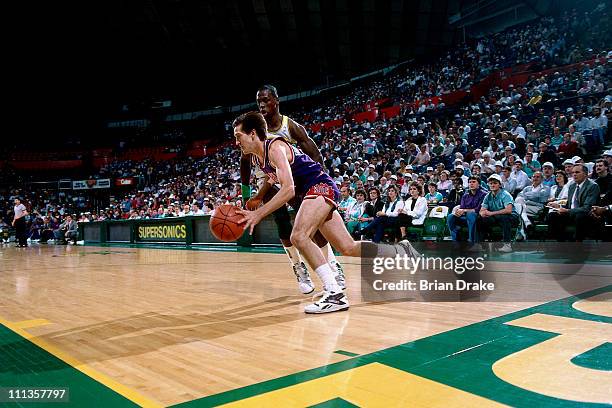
[245,197,262,211]
[235,209,263,235]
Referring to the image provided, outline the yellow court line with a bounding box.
[13,319,52,329]
[0,316,164,408]
[219,362,505,407]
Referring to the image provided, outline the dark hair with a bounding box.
[233,111,268,141]
[428,181,437,188]
[409,181,423,195]
[387,185,399,195]
[258,84,279,99]
[355,189,366,198]
[368,187,380,197]
[555,170,568,183]
[468,175,481,183]
[595,158,606,166]
[503,166,512,172]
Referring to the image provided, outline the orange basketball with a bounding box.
[209,204,246,242]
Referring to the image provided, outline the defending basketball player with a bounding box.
[240,85,345,295]
[233,112,420,314]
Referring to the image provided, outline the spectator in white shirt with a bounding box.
[501,166,518,195]
[359,185,404,243]
[510,119,526,139]
[511,160,530,192]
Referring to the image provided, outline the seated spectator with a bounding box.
[359,185,403,243]
[537,142,558,167]
[447,176,487,244]
[473,174,520,252]
[602,150,612,170]
[594,159,612,204]
[454,166,469,188]
[480,151,496,174]
[547,164,600,241]
[54,215,78,244]
[515,171,550,228]
[494,161,503,175]
[424,182,443,204]
[367,187,384,214]
[0,219,10,243]
[548,170,570,203]
[470,163,489,189]
[411,144,431,172]
[522,153,541,178]
[541,162,556,187]
[590,106,607,147]
[398,182,428,239]
[557,133,578,158]
[192,203,206,215]
[400,173,413,197]
[345,189,371,235]
[437,170,452,193]
[444,178,465,208]
[550,127,563,149]
[501,166,517,196]
[511,160,530,193]
[39,216,56,243]
[338,186,357,220]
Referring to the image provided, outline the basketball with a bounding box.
[209,204,245,242]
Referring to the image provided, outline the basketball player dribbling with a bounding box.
[233,112,420,314]
[240,85,345,295]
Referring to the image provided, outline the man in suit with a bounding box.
[54,215,78,244]
[547,164,600,241]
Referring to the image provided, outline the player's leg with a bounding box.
[265,187,314,294]
[318,211,422,260]
[291,197,348,313]
[313,231,345,290]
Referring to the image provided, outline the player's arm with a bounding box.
[237,143,295,234]
[289,118,325,170]
[240,153,252,200]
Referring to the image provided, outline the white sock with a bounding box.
[315,264,342,293]
[284,245,303,266]
[325,243,338,268]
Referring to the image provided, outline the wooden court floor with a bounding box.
[0,243,610,407]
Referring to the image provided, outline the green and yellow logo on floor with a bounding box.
[177,285,612,407]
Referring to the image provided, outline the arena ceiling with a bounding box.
[97,0,462,110]
[11,0,555,135]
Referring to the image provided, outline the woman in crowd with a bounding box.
[359,185,404,243]
[437,170,452,192]
[548,170,569,203]
[399,182,428,239]
[345,189,372,235]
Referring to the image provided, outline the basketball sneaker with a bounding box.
[304,291,349,314]
[293,262,315,294]
[334,262,346,290]
[397,239,422,259]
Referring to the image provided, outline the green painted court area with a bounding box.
[1,284,610,407]
[0,324,136,407]
[175,284,612,408]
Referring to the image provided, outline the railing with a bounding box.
[80,212,293,247]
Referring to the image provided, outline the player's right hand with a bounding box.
[245,198,262,211]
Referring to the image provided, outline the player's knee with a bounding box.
[290,230,308,249]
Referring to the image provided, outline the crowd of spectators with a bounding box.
[1,7,611,246]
